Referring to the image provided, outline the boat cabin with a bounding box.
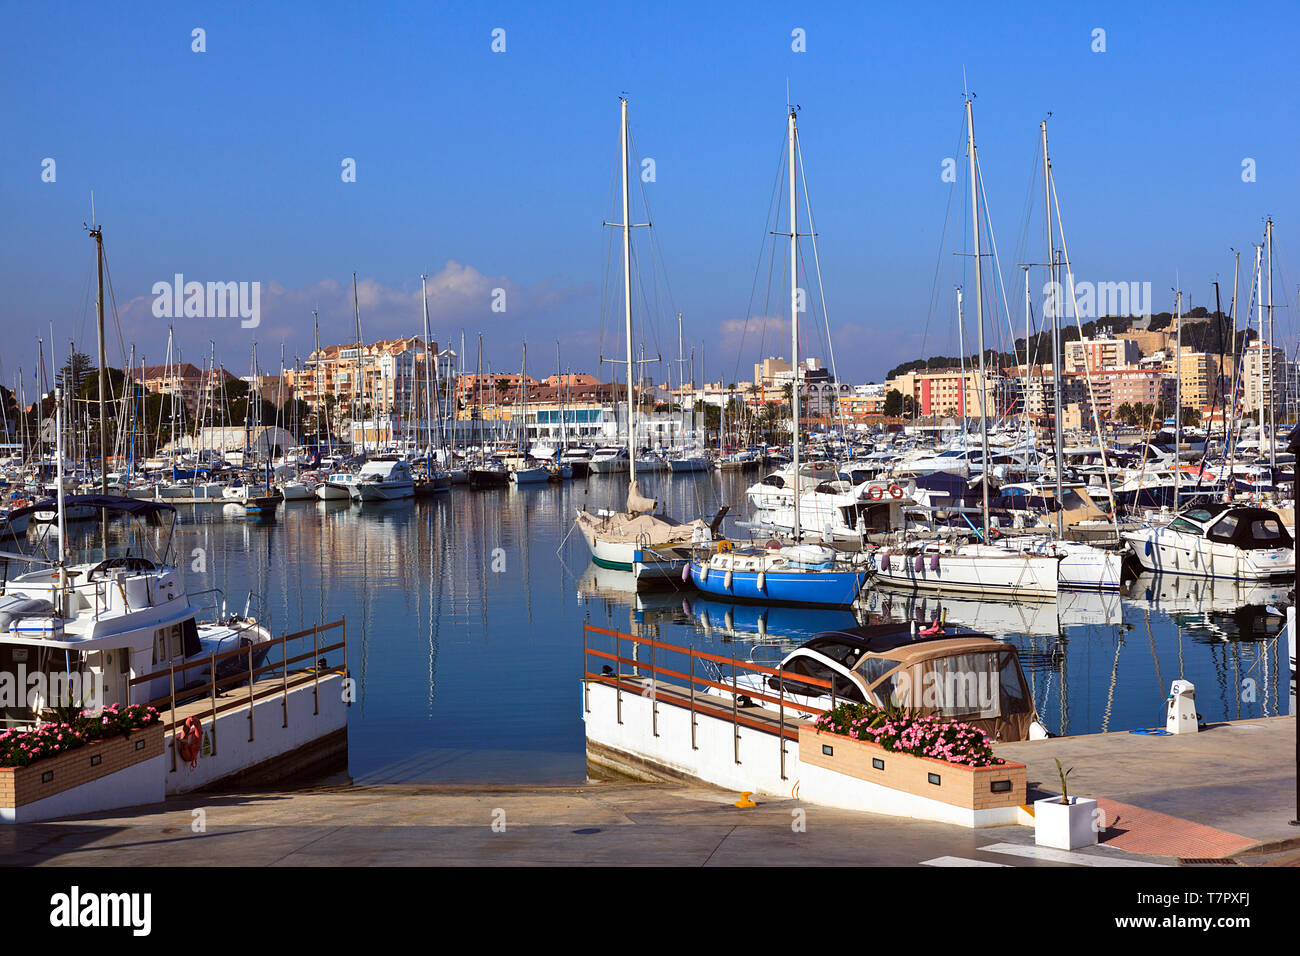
[734,622,1046,742]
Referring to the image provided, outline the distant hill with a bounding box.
[885,310,1251,380]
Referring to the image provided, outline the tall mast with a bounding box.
[1229,250,1239,440]
[89,223,108,551]
[55,385,66,571]
[1174,291,1182,509]
[421,274,434,468]
[967,96,991,541]
[1266,218,1275,470]
[620,97,636,484]
[352,271,364,455]
[1019,268,1030,445]
[1254,244,1264,434]
[788,105,802,542]
[1041,119,1064,537]
[956,286,967,429]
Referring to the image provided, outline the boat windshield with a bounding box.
[859,648,1032,723]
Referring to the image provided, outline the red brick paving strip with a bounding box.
[1096,797,1258,859]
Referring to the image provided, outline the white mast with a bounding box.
[1254,244,1264,433]
[788,105,802,543]
[55,385,66,571]
[620,97,636,486]
[966,96,991,541]
[1229,250,1239,445]
[421,274,434,467]
[1174,290,1182,509]
[1266,218,1275,470]
[1019,268,1030,447]
[956,286,967,430]
[1041,119,1064,537]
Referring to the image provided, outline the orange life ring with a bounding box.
[888,484,904,499]
[868,485,883,500]
[175,716,203,767]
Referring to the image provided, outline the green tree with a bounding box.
[57,350,95,394]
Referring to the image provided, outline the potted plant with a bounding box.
[1033,758,1098,850]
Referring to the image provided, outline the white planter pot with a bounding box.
[1033,795,1099,850]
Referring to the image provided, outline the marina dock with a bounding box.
[0,715,1292,866]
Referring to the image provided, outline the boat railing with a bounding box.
[188,586,227,619]
[128,617,348,766]
[582,622,836,781]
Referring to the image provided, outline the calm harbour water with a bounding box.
[144,472,1291,785]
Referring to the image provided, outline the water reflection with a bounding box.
[50,473,1290,782]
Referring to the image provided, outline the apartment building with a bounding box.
[1064,334,1140,374]
[888,368,998,419]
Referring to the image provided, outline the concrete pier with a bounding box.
[0,715,1292,867]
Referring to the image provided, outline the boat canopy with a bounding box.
[1180,506,1294,550]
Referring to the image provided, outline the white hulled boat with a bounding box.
[1122,504,1294,580]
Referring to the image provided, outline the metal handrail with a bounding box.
[129,618,345,688]
[582,623,833,728]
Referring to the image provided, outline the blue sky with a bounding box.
[2,0,1297,391]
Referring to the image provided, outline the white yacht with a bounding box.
[349,457,415,502]
[0,496,273,725]
[1122,504,1294,580]
[588,447,630,474]
[315,471,356,500]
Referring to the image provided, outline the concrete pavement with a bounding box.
[0,780,1170,867]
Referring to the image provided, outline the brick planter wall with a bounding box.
[0,724,165,810]
[798,726,1025,812]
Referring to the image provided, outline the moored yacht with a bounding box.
[0,495,273,725]
[349,457,415,502]
[1122,504,1294,580]
[712,621,1049,741]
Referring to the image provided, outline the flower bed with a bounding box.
[812,703,1004,767]
[800,704,1025,815]
[0,704,161,768]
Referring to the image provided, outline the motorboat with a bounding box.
[0,495,273,726]
[588,447,630,475]
[315,472,356,500]
[711,621,1049,741]
[1122,504,1294,580]
[349,457,415,501]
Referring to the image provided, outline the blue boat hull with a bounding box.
[688,561,865,608]
[688,596,859,640]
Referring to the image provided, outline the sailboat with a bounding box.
[870,95,1061,598]
[574,97,722,580]
[688,106,867,608]
[414,274,452,495]
[507,343,549,484]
